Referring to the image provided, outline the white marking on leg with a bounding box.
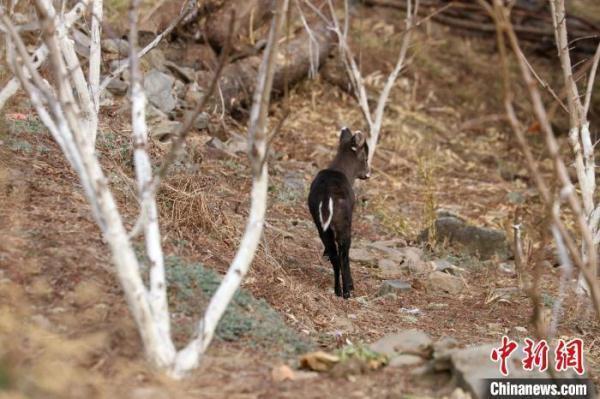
[320,197,334,231]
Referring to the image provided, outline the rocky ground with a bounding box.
[1,1,600,398]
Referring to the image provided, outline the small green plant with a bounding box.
[9,117,45,135]
[541,293,555,308]
[222,159,243,172]
[336,343,388,370]
[372,196,410,237]
[9,140,33,154]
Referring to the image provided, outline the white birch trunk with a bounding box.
[88,0,103,144]
[129,0,175,361]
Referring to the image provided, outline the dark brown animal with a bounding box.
[307,127,370,298]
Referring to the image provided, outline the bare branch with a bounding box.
[583,42,600,117]
[489,0,600,319]
[0,0,91,111]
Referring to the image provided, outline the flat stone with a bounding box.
[427,271,464,295]
[370,329,432,358]
[349,247,377,265]
[377,280,412,296]
[182,110,209,131]
[431,259,464,274]
[101,38,129,54]
[378,258,403,278]
[106,77,129,96]
[149,119,181,142]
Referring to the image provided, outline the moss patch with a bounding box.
[165,256,312,357]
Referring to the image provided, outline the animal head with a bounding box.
[337,127,371,180]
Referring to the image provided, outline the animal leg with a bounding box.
[320,228,341,297]
[338,236,352,299]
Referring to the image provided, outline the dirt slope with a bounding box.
[1,3,599,398]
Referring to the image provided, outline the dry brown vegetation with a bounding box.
[1,1,600,398]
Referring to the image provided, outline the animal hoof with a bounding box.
[342,291,351,299]
[335,287,342,297]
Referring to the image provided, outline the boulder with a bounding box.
[419,213,509,260]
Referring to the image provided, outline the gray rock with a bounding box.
[106,77,129,96]
[349,247,377,265]
[427,271,463,295]
[377,280,411,296]
[206,137,227,151]
[226,138,247,154]
[419,213,509,260]
[102,38,130,54]
[143,69,177,113]
[432,259,454,272]
[388,354,424,368]
[369,243,421,263]
[173,79,186,101]
[283,171,305,192]
[184,82,205,105]
[109,58,129,74]
[145,49,168,72]
[165,60,196,83]
[149,119,181,142]
[369,245,429,274]
[370,329,432,358]
[183,111,209,131]
[434,336,459,353]
[378,258,403,278]
[99,89,115,107]
[432,336,459,371]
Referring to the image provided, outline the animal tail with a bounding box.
[318,197,334,232]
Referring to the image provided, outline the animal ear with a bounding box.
[340,127,352,143]
[351,131,366,151]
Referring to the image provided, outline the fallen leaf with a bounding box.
[299,351,340,372]
[271,364,295,382]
